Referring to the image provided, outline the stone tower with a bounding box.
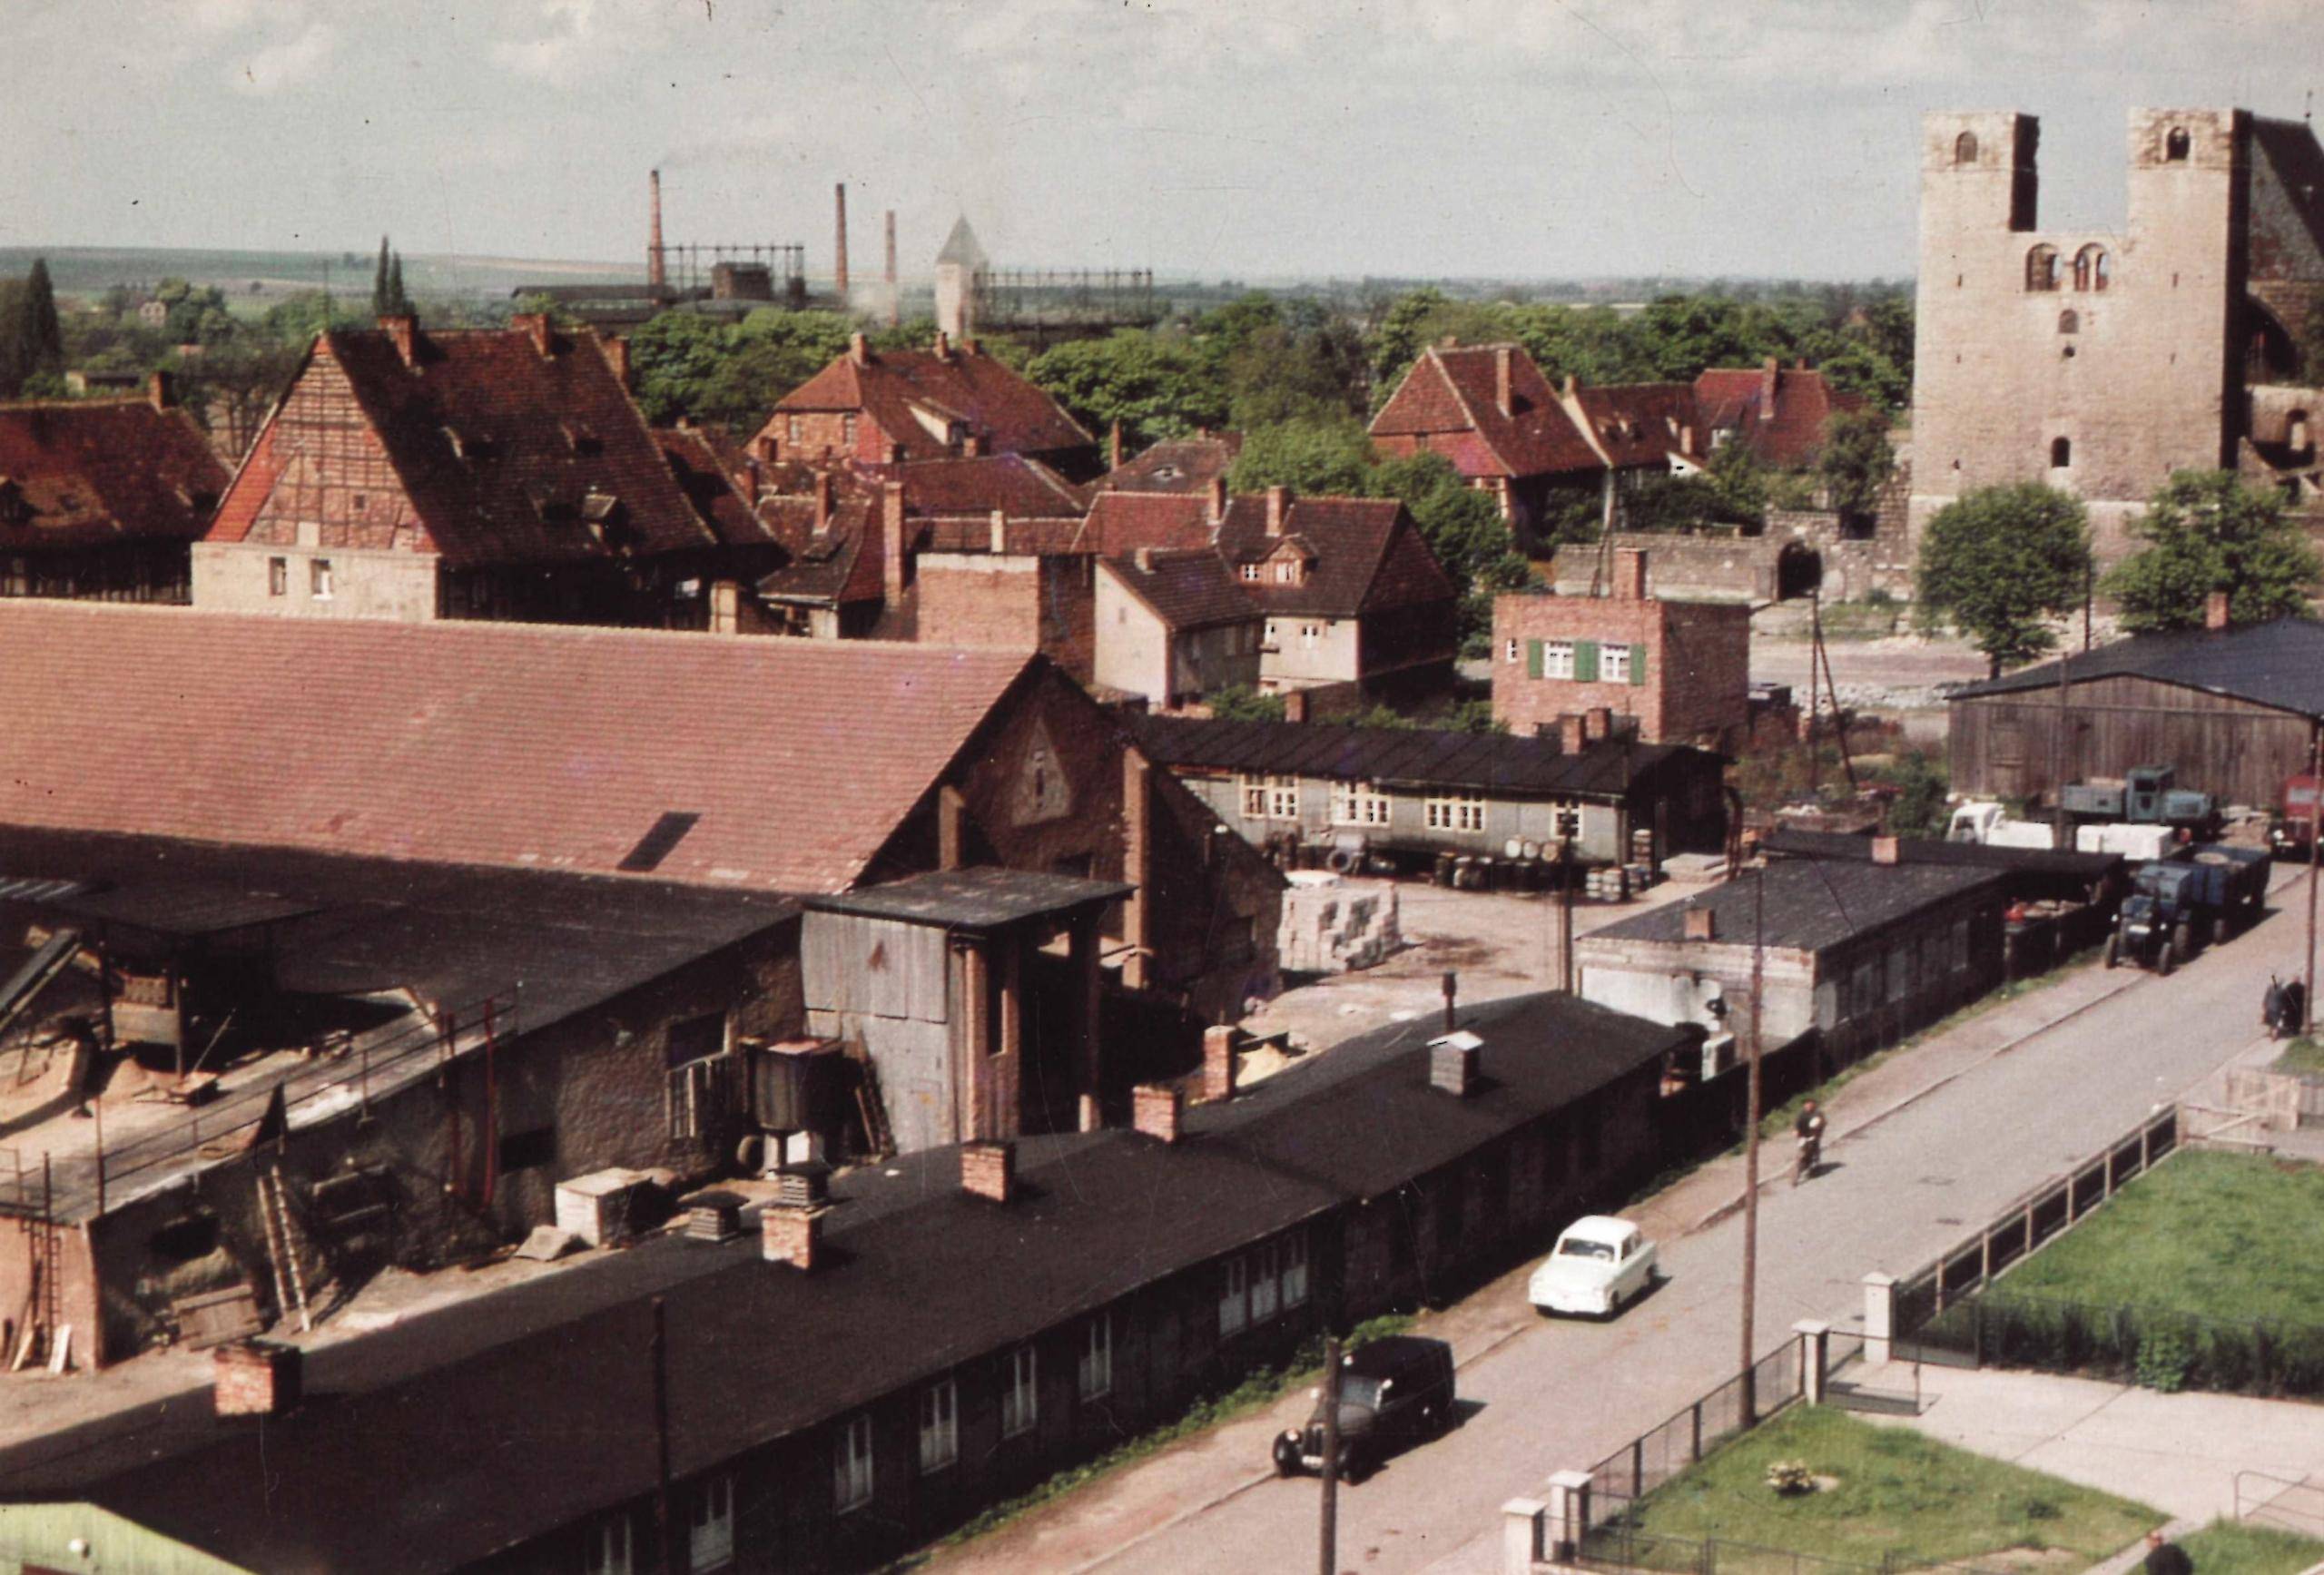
[934,217,988,342]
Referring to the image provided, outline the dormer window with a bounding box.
[563,421,603,457]
[443,426,497,461]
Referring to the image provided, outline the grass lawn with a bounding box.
[2274,1037,2324,1077]
[2174,1519,2324,1575]
[1994,1150,2324,1325]
[1620,1405,2158,1570]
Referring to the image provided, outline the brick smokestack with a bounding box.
[2205,590,2231,631]
[833,182,850,304]
[881,480,906,607]
[884,209,900,328]
[648,170,666,290]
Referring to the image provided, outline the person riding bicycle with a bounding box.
[1791,1099,1827,1186]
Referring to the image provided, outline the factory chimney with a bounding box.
[833,182,851,305]
[884,210,900,328]
[648,170,666,291]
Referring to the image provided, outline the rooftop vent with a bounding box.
[1429,1029,1482,1098]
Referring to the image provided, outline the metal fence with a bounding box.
[1585,1340,1806,1511]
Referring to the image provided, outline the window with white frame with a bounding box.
[1505,637,1521,664]
[1282,1230,1310,1307]
[1241,773,1299,821]
[1242,562,1260,581]
[1425,795,1486,832]
[583,1516,633,1575]
[919,1378,959,1472]
[1219,1255,1248,1337]
[1300,623,1321,649]
[1541,640,1575,679]
[687,1474,734,1571]
[267,556,287,597]
[310,557,334,600]
[1333,780,1392,826]
[1001,1345,1039,1438]
[1078,1314,1113,1401]
[1249,1241,1281,1324]
[834,1414,874,1513]
[1600,644,1631,683]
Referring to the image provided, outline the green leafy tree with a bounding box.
[1027,329,1227,449]
[2102,469,2321,632]
[2299,286,2324,383]
[1205,684,1285,724]
[1916,483,2093,675]
[1817,409,1897,524]
[1224,417,1374,496]
[1878,751,1951,839]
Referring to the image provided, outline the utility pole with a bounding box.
[2050,645,2071,851]
[1318,1335,1342,1575]
[1561,834,1577,992]
[2307,727,2320,1035]
[653,1296,675,1575]
[1739,861,1765,1424]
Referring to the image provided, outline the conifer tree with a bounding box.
[371,235,391,315]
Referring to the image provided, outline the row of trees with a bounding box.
[1917,470,2322,675]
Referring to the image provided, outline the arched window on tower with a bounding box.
[2059,310,2080,335]
[2166,126,2191,162]
[2074,245,2110,291]
[2050,437,2073,468]
[1955,130,1979,165]
[2026,246,2060,292]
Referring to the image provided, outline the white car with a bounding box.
[1528,1216,1658,1317]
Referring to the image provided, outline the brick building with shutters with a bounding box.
[1490,547,1751,751]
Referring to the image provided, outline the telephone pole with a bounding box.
[1318,1335,1342,1575]
[1739,861,1766,1423]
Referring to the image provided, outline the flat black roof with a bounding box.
[1586,858,2005,955]
[1131,714,1709,800]
[0,992,1689,1571]
[1947,617,2324,718]
[1762,827,2122,882]
[803,867,1133,931]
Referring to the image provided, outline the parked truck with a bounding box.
[2102,843,2270,975]
[2060,765,2218,838]
[1945,802,2061,849]
[2270,775,2320,860]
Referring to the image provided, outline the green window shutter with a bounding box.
[1574,640,1599,684]
[1630,645,1649,686]
[1526,639,1543,679]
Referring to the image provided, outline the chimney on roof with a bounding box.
[1584,706,1611,743]
[1134,545,1156,572]
[2205,589,2232,631]
[744,455,763,502]
[761,1200,822,1271]
[1683,904,1718,940]
[881,480,906,607]
[1759,356,1779,418]
[1494,345,1513,418]
[1265,485,1288,536]
[1283,689,1307,724]
[883,208,900,329]
[1442,969,1458,1036]
[833,182,851,303]
[1108,420,1124,471]
[960,1140,1015,1204]
[1562,374,1579,400]
[513,311,554,358]
[1558,714,1585,754]
[1430,1029,1481,1098]
[932,329,950,360]
[962,431,985,458]
[1132,1083,1183,1144]
[813,470,833,533]
[1201,1024,1237,1103]
[648,170,666,290]
[1206,474,1227,527]
[849,331,869,368]
[379,313,418,368]
[147,369,174,410]
[1871,835,1902,865]
[1614,546,1648,602]
[990,508,1009,554]
[214,1340,301,1418]
[604,334,632,390]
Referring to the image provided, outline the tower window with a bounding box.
[2165,126,2190,162]
[2025,246,2060,292]
[2058,310,2079,335]
[2073,246,2110,292]
[2050,438,2073,468]
[1954,130,1979,165]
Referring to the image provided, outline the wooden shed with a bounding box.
[1946,618,2324,810]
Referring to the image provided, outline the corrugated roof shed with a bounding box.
[1945,617,2324,718]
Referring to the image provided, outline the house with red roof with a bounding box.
[194,314,776,630]
[0,375,228,605]
[1691,358,1864,468]
[1369,342,1607,538]
[752,330,1098,480]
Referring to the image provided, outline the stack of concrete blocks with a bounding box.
[1276,871,1401,974]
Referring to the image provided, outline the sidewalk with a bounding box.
[1846,1360,2324,1529]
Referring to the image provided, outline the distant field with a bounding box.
[0,246,641,304]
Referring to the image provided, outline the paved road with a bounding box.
[938,867,2316,1575]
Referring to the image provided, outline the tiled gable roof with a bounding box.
[0,602,1030,894]
[1216,496,1455,618]
[872,452,1090,518]
[1369,345,1600,479]
[1102,548,1256,631]
[1567,382,1704,470]
[0,399,229,552]
[1101,433,1243,494]
[1077,491,1219,556]
[1691,363,1863,468]
[652,427,780,548]
[770,344,1091,463]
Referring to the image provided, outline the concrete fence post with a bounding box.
[1545,1470,1593,1562]
[1501,1498,1547,1574]
[1794,1320,1831,1403]
[1863,1272,1897,1365]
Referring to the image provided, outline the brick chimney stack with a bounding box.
[1759,356,1779,418]
[1265,485,1288,536]
[833,182,851,303]
[761,1202,822,1271]
[1613,546,1648,602]
[849,331,869,368]
[881,480,906,608]
[214,1341,302,1417]
[1131,1083,1182,1144]
[813,470,834,534]
[513,311,554,358]
[647,169,666,290]
[1108,420,1124,472]
[1558,714,1586,753]
[2205,590,2231,631]
[960,1140,1016,1204]
[1206,474,1227,527]
[603,334,631,390]
[1134,545,1156,573]
[1871,835,1902,865]
[990,508,1008,554]
[1683,904,1718,940]
[379,313,418,368]
[932,329,950,360]
[1494,345,1513,418]
[1201,1024,1237,1102]
[147,369,174,410]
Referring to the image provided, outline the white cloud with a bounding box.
[229,18,336,93]
[490,0,695,88]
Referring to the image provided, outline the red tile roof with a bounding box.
[1216,496,1456,618]
[1101,434,1243,494]
[1691,362,1864,468]
[766,343,1092,464]
[210,327,711,567]
[0,602,1031,894]
[653,428,780,548]
[1102,549,1257,632]
[1369,345,1600,480]
[1077,492,1219,556]
[1566,382,1704,471]
[871,453,1091,519]
[0,399,229,552]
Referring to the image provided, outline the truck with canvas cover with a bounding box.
[2060,765,2217,837]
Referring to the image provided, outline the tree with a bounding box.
[1916,483,2093,675]
[1817,408,1896,524]
[372,236,391,315]
[19,259,63,377]
[387,252,409,316]
[2102,469,2321,633]
[2299,286,2324,384]
[1206,684,1285,724]
[1026,330,1227,449]
[1224,417,1374,496]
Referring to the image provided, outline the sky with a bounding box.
[4,0,2320,283]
